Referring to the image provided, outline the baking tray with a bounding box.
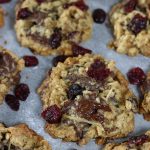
[0,0,150,150]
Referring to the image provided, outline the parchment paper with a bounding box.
[0,0,150,150]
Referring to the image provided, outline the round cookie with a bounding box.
[140,72,150,121]
[0,46,24,104]
[103,130,150,150]
[0,123,51,150]
[38,54,138,145]
[15,0,93,56]
[109,0,150,57]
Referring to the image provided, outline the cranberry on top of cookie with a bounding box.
[38,54,138,145]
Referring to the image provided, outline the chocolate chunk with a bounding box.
[0,52,17,76]
[77,99,111,123]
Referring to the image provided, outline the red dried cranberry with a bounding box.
[68,84,83,100]
[5,94,19,111]
[15,83,30,101]
[36,0,45,3]
[127,67,146,85]
[87,59,110,81]
[128,14,147,35]
[72,44,92,56]
[23,56,39,67]
[52,55,70,67]
[17,8,32,20]
[49,29,62,49]
[63,0,88,11]
[124,0,137,13]
[92,9,106,24]
[128,135,149,146]
[0,0,11,3]
[41,105,62,123]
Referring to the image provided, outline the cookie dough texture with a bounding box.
[103,130,150,150]
[38,54,138,145]
[109,0,150,57]
[15,0,93,56]
[0,123,51,150]
[0,46,24,104]
[140,72,150,121]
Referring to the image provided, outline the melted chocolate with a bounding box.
[77,99,111,123]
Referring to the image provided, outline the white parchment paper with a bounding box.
[0,0,150,150]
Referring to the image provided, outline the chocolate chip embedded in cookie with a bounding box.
[103,130,150,150]
[38,54,138,145]
[15,0,93,56]
[0,123,51,150]
[140,72,150,121]
[0,46,24,104]
[109,0,150,57]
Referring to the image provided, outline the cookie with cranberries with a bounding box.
[140,72,150,121]
[38,54,138,145]
[0,46,24,104]
[109,0,150,57]
[15,0,93,56]
[0,123,51,150]
[104,130,150,150]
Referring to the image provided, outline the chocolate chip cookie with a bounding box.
[15,0,93,56]
[0,46,24,104]
[104,130,150,150]
[0,123,51,150]
[140,72,150,121]
[109,0,150,57]
[38,54,138,145]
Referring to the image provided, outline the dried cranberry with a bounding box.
[0,0,11,3]
[41,105,62,123]
[68,84,83,100]
[128,14,147,35]
[63,0,88,11]
[124,0,137,13]
[15,83,30,101]
[87,59,110,81]
[72,44,92,56]
[17,8,32,20]
[127,67,146,85]
[128,135,149,146]
[52,55,70,67]
[92,9,106,24]
[23,56,39,67]
[49,29,62,49]
[36,0,45,3]
[5,94,19,111]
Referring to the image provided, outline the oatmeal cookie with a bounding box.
[15,0,93,56]
[140,72,150,121]
[0,46,24,104]
[109,0,150,57]
[103,130,150,150]
[0,123,51,150]
[38,54,138,145]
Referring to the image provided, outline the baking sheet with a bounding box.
[0,0,150,150]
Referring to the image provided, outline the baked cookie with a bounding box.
[38,54,138,145]
[109,0,150,57]
[0,46,24,104]
[103,130,150,150]
[140,72,150,121]
[15,0,92,56]
[0,123,51,150]
[0,7,4,28]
